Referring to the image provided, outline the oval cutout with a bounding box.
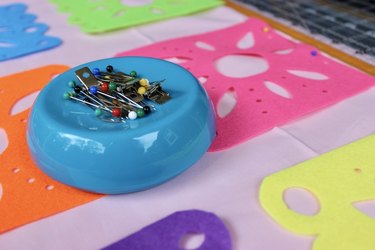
[283,187,320,216]
[237,32,255,49]
[0,42,15,48]
[25,26,39,33]
[353,200,375,219]
[217,88,237,118]
[287,70,329,80]
[164,57,191,64]
[179,233,205,250]
[264,80,292,99]
[0,128,8,154]
[195,41,215,51]
[121,0,153,6]
[10,90,40,116]
[215,54,269,78]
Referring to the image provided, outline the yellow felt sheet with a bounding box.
[260,134,375,250]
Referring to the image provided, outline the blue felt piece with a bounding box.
[0,3,62,61]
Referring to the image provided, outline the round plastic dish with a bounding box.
[27,57,216,194]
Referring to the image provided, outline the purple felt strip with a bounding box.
[102,210,232,250]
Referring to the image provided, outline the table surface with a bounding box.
[1,1,375,250]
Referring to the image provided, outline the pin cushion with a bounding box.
[27,57,216,194]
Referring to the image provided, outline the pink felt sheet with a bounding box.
[116,19,375,152]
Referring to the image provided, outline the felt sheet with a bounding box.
[117,19,375,152]
[259,133,375,250]
[48,0,223,33]
[102,210,231,250]
[0,3,62,61]
[0,128,318,250]
[0,66,102,233]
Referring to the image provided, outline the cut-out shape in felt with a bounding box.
[102,210,231,250]
[0,66,102,234]
[48,0,223,33]
[116,19,375,152]
[259,134,375,250]
[0,3,62,61]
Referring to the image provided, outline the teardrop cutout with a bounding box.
[237,32,254,49]
[179,233,205,250]
[274,48,294,55]
[217,88,237,118]
[353,200,375,219]
[264,81,292,99]
[287,70,329,80]
[10,90,40,116]
[0,128,8,154]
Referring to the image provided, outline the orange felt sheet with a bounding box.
[0,66,103,233]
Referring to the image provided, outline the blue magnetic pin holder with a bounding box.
[27,57,216,194]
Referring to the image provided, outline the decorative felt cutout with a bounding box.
[217,87,237,118]
[264,81,292,99]
[259,134,375,250]
[236,32,254,49]
[353,200,375,219]
[180,233,206,249]
[102,210,231,250]
[0,128,8,154]
[283,187,320,216]
[0,3,62,61]
[117,19,375,151]
[48,0,223,33]
[10,91,40,116]
[0,66,102,233]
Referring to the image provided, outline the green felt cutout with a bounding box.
[49,0,223,33]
